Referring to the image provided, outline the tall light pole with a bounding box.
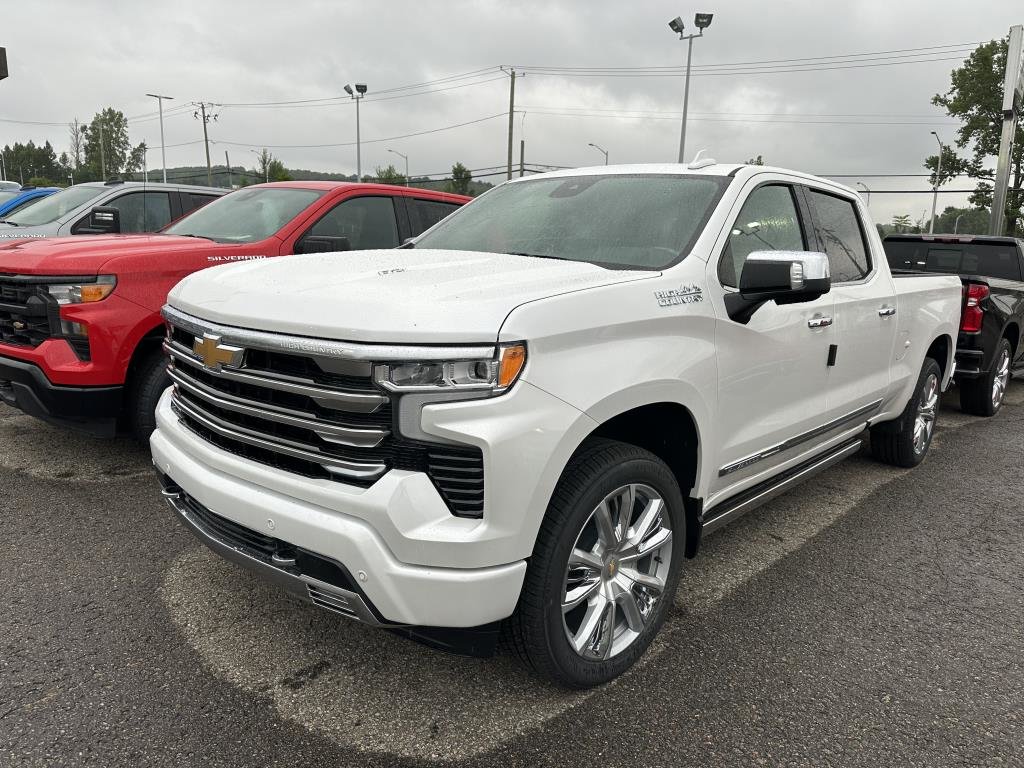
[669,12,713,163]
[856,182,871,208]
[387,148,409,185]
[587,142,609,165]
[146,93,173,183]
[929,131,943,234]
[345,83,368,180]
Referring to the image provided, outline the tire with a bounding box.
[959,338,1012,417]
[127,348,170,444]
[870,357,941,468]
[506,438,685,688]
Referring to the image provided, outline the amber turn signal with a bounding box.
[498,344,527,388]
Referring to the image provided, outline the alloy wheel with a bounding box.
[913,372,939,455]
[561,483,673,660]
[992,348,1011,409]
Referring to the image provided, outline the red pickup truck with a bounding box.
[0,181,469,440]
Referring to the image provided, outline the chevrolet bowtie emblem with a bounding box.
[193,333,244,371]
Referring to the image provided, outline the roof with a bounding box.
[76,180,226,193]
[504,162,861,197]
[242,180,470,202]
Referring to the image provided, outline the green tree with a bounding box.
[891,214,913,233]
[267,158,291,182]
[372,163,406,186]
[930,38,1024,235]
[82,108,145,180]
[1,140,68,185]
[445,162,472,195]
[933,205,990,234]
[745,155,765,165]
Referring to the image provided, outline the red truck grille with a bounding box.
[161,309,485,518]
[0,278,53,347]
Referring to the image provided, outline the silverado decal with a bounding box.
[655,284,703,307]
[206,254,268,262]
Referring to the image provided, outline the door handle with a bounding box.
[807,316,833,329]
[878,306,897,317]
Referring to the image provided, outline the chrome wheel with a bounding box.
[561,483,673,660]
[913,372,939,455]
[992,348,1011,409]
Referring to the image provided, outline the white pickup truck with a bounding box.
[151,163,961,688]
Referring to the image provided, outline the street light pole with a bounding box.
[587,142,609,165]
[345,84,368,180]
[669,13,713,164]
[146,93,173,183]
[387,148,409,186]
[929,131,943,234]
[856,182,871,208]
[954,213,964,234]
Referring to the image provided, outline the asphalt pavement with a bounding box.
[1,384,1022,767]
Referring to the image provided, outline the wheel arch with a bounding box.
[124,322,167,387]
[925,333,953,384]
[1002,321,1020,358]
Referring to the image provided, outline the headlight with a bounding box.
[374,343,527,395]
[47,275,117,305]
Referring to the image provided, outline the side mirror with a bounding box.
[296,235,351,254]
[86,205,121,234]
[726,251,830,323]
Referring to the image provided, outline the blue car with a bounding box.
[0,186,59,219]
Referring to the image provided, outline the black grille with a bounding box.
[0,278,53,347]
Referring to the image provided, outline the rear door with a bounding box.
[803,186,897,419]
[407,196,463,236]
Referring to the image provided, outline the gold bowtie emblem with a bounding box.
[193,333,244,371]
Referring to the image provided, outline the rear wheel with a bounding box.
[870,357,941,468]
[127,348,170,444]
[959,338,1011,417]
[507,439,684,688]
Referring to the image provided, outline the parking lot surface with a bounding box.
[2,385,1022,767]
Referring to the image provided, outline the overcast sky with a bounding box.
[1,0,1020,223]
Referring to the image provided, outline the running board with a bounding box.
[701,437,864,536]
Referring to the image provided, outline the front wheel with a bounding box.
[870,357,941,468]
[126,348,170,444]
[507,439,684,688]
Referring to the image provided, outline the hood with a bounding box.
[0,234,235,274]
[168,249,655,343]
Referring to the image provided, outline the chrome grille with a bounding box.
[163,308,487,516]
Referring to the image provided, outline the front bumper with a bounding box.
[0,354,122,435]
[151,390,532,628]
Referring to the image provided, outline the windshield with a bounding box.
[414,174,730,269]
[885,239,1023,282]
[164,187,324,242]
[4,185,106,225]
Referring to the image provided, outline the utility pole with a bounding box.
[99,120,106,180]
[669,13,714,163]
[193,102,219,186]
[225,150,231,188]
[519,139,525,177]
[146,93,173,183]
[991,24,1024,236]
[929,131,943,234]
[505,68,517,180]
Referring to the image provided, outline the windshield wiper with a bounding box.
[0,219,18,226]
[172,233,214,241]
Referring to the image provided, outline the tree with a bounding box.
[267,158,291,181]
[445,162,472,195]
[930,38,1024,235]
[68,119,85,170]
[745,155,765,165]
[933,205,990,234]
[82,108,145,180]
[1,140,68,186]
[373,163,406,186]
[891,214,913,233]
[125,142,147,176]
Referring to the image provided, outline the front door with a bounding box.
[710,182,835,498]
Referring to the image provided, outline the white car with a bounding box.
[151,163,961,688]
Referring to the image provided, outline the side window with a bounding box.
[186,193,219,213]
[411,199,461,234]
[108,192,173,233]
[307,196,399,249]
[718,185,804,288]
[806,190,871,283]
